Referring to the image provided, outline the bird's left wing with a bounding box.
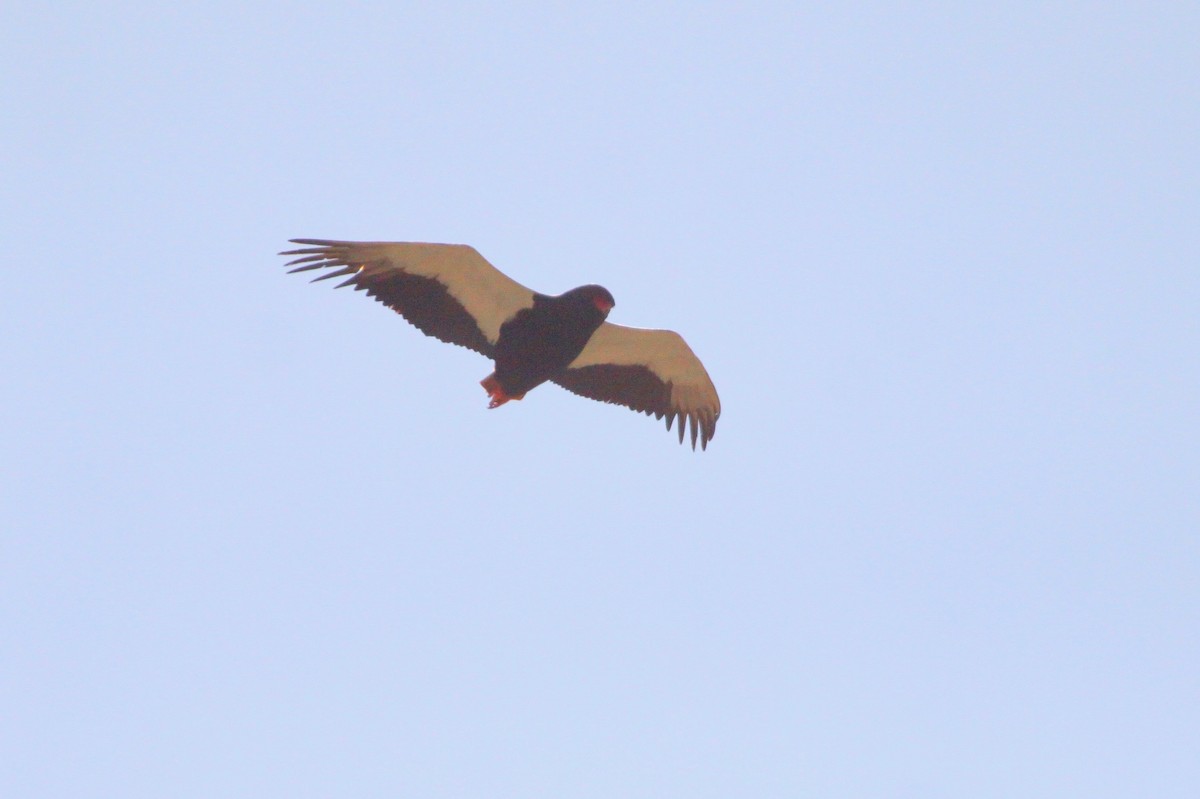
[281,239,536,357]
[551,322,721,450]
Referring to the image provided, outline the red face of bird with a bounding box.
[587,286,616,315]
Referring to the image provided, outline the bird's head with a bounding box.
[574,284,615,316]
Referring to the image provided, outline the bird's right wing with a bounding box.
[280,239,536,358]
[552,322,721,449]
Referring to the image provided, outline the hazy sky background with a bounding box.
[2,3,1197,797]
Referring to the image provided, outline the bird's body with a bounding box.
[281,239,720,449]
[485,286,615,407]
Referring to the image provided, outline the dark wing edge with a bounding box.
[552,363,719,450]
[280,239,494,357]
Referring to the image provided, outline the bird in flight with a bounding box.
[280,239,721,449]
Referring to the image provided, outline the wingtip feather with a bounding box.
[279,247,331,256]
[283,254,330,267]
[310,266,358,283]
[288,238,346,246]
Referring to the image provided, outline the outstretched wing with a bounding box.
[552,322,721,450]
[281,239,536,357]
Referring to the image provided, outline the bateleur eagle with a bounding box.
[281,239,721,449]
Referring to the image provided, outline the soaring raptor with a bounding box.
[281,239,721,449]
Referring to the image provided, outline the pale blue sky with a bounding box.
[2,2,1197,797]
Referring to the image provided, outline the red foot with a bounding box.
[481,374,525,409]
